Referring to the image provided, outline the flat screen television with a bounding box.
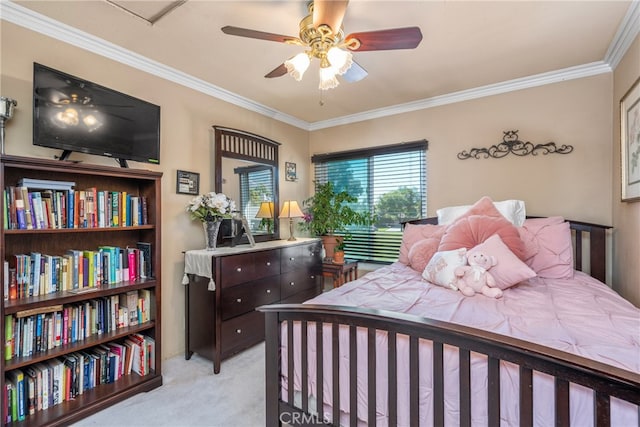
[33,63,160,167]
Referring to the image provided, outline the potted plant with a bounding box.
[300,181,373,259]
[332,238,346,264]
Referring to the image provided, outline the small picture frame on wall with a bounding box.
[285,162,297,182]
[621,77,640,202]
[176,170,200,195]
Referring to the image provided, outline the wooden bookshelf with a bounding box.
[1,155,162,426]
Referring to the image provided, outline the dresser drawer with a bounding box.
[221,277,280,321]
[254,250,281,277]
[280,269,319,300]
[221,310,265,358]
[220,253,256,288]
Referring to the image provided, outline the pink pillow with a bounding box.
[398,223,446,265]
[469,234,536,290]
[518,217,574,279]
[439,214,526,260]
[408,239,441,272]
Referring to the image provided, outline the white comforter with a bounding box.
[282,262,640,426]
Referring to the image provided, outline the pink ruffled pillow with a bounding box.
[518,217,574,279]
[398,223,446,265]
[468,234,536,290]
[439,214,526,260]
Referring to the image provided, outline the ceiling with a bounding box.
[4,1,638,130]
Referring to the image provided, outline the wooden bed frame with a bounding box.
[259,218,640,426]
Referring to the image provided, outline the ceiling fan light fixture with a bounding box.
[284,52,311,81]
[326,46,352,75]
[318,64,339,90]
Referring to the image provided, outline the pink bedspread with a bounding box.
[282,262,640,426]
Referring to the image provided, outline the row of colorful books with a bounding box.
[4,289,152,361]
[2,333,155,423]
[2,242,152,301]
[3,186,149,230]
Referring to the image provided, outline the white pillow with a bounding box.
[437,199,526,227]
[422,248,468,291]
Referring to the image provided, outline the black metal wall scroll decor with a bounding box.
[457,130,574,160]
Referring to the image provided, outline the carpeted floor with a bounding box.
[73,343,265,427]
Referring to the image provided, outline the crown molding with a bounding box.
[1,0,635,132]
[604,0,640,69]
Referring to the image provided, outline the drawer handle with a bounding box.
[310,275,315,279]
[236,298,242,303]
[236,329,242,334]
[236,267,242,272]
[289,281,295,286]
[289,257,295,261]
[266,261,271,266]
[266,289,271,294]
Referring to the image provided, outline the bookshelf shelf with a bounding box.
[1,155,163,426]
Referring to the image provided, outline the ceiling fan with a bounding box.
[221,0,422,90]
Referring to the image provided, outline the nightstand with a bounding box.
[322,259,359,288]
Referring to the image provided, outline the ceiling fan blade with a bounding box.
[346,27,423,52]
[313,0,349,33]
[221,26,299,44]
[342,61,368,83]
[265,63,288,79]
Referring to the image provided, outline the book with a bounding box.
[18,178,75,191]
[7,369,25,421]
[136,242,153,278]
[19,187,33,230]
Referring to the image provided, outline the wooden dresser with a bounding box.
[184,238,322,373]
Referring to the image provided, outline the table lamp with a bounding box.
[279,200,304,241]
[255,201,274,233]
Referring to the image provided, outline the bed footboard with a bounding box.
[259,304,640,427]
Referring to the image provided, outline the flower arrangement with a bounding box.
[186,192,236,222]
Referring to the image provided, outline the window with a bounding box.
[312,141,428,262]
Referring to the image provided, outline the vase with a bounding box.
[203,219,222,250]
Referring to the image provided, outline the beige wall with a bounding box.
[310,75,613,224]
[612,35,640,307]
[1,22,311,359]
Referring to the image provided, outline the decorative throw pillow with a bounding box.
[517,217,574,279]
[437,198,526,226]
[408,239,441,273]
[468,234,536,290]
[398,223,446,265]
[438,214,526,260]
[422,248,468,291]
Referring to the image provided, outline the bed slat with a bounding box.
[433,342,444,427]
[301,321,309,413]
[460,349,471,427]
[368,327,377,427]
[555,378,570,426]
[595,392,611,427]
[388,332,398,427]
[316,321,324,418]
[409,336,419,427]
[349,325,358,426]
[488,357,500,425]
[287,320,294,405]
[519,366,533,427]
[332,323,340,425]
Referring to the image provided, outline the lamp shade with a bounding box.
[284,53,311,81]
[255,201,274,218]
[279,200,304,218]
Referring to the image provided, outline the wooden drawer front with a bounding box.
[280,269,318,300]
[281,245,304,273]
[304,242,323,268]
[254,250,281,278]
[220,253,256,288]
[221,310,265,358]
[221,278,280,321]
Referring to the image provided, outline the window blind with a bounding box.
[237,165,273,228]
[312,141,428,262]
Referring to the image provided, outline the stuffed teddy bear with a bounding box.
[454,249,503,298]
